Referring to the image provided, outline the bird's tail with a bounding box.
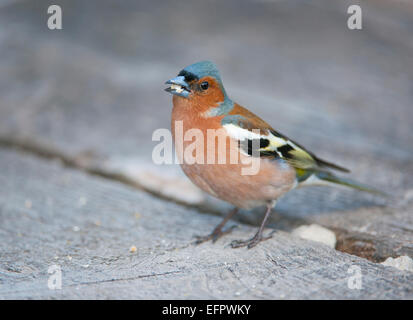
[313,171,388,197]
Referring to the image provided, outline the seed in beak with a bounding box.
[171,84,184,93]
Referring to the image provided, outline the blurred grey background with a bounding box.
[0,0,412,299]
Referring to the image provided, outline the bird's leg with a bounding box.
[194,208,239,244]
[230,203,274,249]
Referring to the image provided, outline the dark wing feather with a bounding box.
[222,105,350,173]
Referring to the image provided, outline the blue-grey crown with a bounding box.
[181,60,228,98]
[183,61,221,81]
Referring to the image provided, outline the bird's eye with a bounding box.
[200,81,209,90]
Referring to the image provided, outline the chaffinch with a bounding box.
[165,61,384,248]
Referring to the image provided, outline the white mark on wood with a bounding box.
[291,224,337,248]
[381,256,413,272]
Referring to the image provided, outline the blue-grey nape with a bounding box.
[206,96,234,117]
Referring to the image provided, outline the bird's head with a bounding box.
[165,61,227,107]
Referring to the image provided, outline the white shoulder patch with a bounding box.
[223,123,262,141]
[223,123,288,149]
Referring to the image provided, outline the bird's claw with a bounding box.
[230,233,272,249]
[194,225,237,245]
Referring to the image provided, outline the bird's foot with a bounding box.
[194,225,237,245]
[230,232,272,249]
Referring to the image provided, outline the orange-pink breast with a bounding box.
[171,96,297,209]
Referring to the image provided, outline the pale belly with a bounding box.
[180,156,297,209]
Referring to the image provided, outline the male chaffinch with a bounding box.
[165,61,384,249]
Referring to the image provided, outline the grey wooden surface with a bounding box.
[0,149,412,299]
[0,0,412,299]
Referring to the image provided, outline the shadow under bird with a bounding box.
[165,61,385,249]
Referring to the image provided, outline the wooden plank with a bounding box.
[0,149,411,299]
